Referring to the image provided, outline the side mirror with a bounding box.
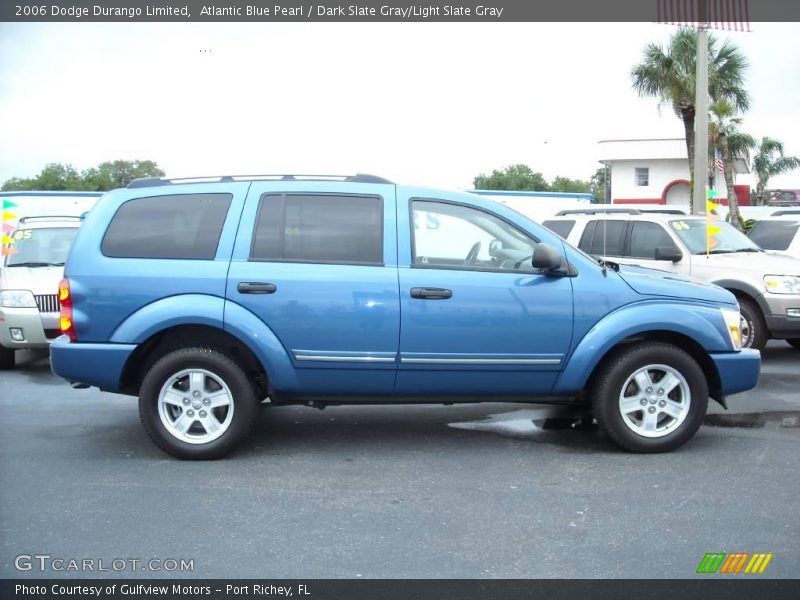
[532,243,563,271]
[654,246,683,262]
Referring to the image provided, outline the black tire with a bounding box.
[737,297,768,351]
[0,346,15,370]
[139,348,259,459]
[590,342,708,453]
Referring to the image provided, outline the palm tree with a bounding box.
[709,99,755,230]
[631,29,750,213]
[752,137,800,205]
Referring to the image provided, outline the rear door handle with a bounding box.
[237,282,277,294]
[410,287,452,300]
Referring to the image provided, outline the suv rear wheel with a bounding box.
[139,348,259,459]
[590,342,708,453]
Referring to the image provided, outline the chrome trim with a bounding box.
[294,354,396,363]
[34,294,60,314]
[400,357,562,365]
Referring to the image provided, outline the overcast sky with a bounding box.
[1,21,798,191]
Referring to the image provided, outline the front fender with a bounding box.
[551,301,732,395]
[110,294,225,343]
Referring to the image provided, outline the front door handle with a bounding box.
[410,287,452,300]
[237,282,277,294]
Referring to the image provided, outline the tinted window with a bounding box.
[749,220,799,251]
[102,194,231,259]
[628,222,676,259]
[251,194,383,264]
[411,200,537,271]
[542,220,575,239]
[579,220,627,256]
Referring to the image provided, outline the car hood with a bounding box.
[615,263,737,306]
[0,265,64,295]
[694,250,800,274]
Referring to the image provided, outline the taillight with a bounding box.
[59,278,76,341]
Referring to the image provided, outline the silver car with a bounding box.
[0,216,82,369]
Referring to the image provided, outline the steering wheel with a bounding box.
[464,242,482,265]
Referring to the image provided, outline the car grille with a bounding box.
[35,294,60,313]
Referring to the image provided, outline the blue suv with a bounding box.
[50,175,761,458]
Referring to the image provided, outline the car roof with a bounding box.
[755,215,800,222]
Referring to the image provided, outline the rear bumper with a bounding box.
[710,349,761,397]
[50,336,136,392]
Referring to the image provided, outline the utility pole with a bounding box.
[692,2,710,215]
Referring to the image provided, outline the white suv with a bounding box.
[542,210,800,351]
[0,216,82,369]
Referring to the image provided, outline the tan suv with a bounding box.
[542,210,800,351]
[0,216,82,369]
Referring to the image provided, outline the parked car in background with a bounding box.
[748,215,800,260]
[51,174,760,458]
[0,216,83,369]
[542,211,800,351]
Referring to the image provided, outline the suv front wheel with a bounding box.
[139,348,259,459]
[590,342,708,453]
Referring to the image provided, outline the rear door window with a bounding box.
[579,220,627,256]
[102,194,232,259]
[251,194,383,265]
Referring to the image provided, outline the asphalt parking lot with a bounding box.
[1,342,798,579]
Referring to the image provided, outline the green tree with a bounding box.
[631,28,750,213]
[589,167,610,204]
[549,176,591,194]
[752,137,800,205]
[473,164,549,191]
[709,99,755,230]
[1,159,165,191]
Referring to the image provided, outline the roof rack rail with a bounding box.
[555,208,643,216]
[126,173,393,188]
[771,209,800,216]
[18,215,85,223]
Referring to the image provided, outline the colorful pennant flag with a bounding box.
[706,188,721,255]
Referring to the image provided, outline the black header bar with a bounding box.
[2,0,799,23]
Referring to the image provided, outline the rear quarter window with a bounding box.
[578,220,627,256]
[101,194,232,259]
[748,220,800,251]
[542,220,575,239]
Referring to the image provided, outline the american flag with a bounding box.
[657,0,751,32]
[715,149,725,174]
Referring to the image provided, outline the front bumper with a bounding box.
[0,307,59,349]
[710,348,761,398]
[762,293,800,338]
[50,336,136,392]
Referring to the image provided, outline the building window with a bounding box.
[635,168,649,187]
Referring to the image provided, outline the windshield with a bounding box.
[4,227,78,267]
[669,218,761,255]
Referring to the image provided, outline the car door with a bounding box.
[227,182,400,396]
[395,192,574,396]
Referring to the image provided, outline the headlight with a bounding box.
[721,308,742,350]
[764,275,800,295]
[0,290,37,308]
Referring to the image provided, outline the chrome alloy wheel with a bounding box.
[618,364,691,438]
[740,315,753,348]
[157,369,234,444]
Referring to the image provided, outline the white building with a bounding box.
[598,138,750,206]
